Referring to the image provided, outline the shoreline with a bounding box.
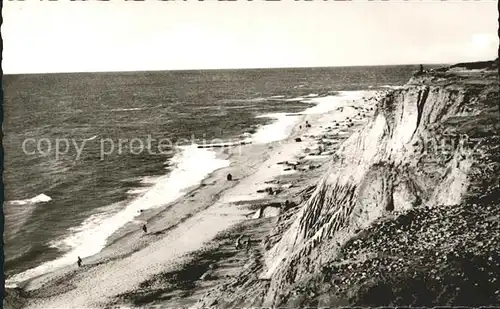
[6,93,312,288]
[10,90,382,309]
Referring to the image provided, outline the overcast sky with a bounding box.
[3,0,498,74]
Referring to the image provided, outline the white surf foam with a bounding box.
[240,132,252,139]
[231,97,267,103]
[139,176,163,185]
[6,146,229,287]
[110,104,162,112]
[83,135,99,141]
[8,194,52,206]
[250,91,370,145]
[301,91,369,115]
[195,138,253,149]
[305,93,319,98]
[284,97,305,102]
[380,85,404,90]
[252,113,301,144]
[126,188,149,195]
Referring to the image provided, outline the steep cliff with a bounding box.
[195,60,499,307]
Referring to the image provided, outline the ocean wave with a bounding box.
[250,91,371,144]
[8,194,52,206]
[6,146,229,287]
[284,97,305,102]
[83,135,99,141]
[139,175,163,185]
[5,195,49,239]
[126,188,149,195]
[109,104,162,112]
[240,132,252,139]
[230,97,267,103]
[229,95,286,103]
[300,91,369,114]
[196,139,252,149]
[379,85,404,89]
[252,113,301,144]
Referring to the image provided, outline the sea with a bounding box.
[3,65,421,286]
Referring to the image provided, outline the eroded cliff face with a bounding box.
[194,61,499,308]
[259,63,499,306]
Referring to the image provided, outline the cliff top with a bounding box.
[277,60,500,307]
[408,59,499,87]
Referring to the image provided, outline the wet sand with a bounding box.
[18,91,382,309]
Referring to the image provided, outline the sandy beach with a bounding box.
[4,0,497,305]
[13,91,382,309]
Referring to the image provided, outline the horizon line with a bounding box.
[3,61,454,76]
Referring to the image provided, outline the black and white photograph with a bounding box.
[1,0,499,308]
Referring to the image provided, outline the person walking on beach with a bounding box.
[284,200,291,211]
[236,235,244,250]
[142,224,148,234]
[245,236,251,253]
[77,256,83,268]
